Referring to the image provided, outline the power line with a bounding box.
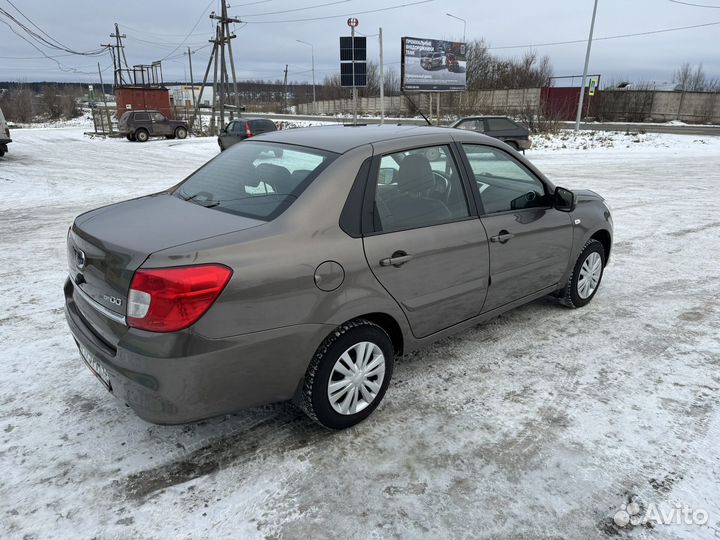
[159,0,216,61]
[487,20,720,50]
[243,0,437,24]
[0,4,106,56]
[668,0,720,7]
[240,0,351,17]
[0,17,106,74]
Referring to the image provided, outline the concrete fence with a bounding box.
[298,88,720,124]
[297,89,541,117]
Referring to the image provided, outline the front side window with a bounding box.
[174,143,337,221]
[373,145,469,232]
[462,144,548,214]
[456,119,483,132]
[151,112,166,122]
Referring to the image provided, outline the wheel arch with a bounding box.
[590,228,612,263]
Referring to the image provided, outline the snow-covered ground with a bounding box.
[1,127,719,539]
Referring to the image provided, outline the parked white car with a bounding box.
[0,107,11,157]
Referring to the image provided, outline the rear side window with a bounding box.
[373,145,469,232]
[486,118,518,131]
[174,143,337,221]
[134,112,150,122]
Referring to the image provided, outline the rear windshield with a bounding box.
[174,142,337,221]
[250,119,276,131]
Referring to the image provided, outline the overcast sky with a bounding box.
[1,0,718,87]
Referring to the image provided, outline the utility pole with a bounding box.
[186,47,197,126]
[575,0,599,132]
[352,24,357,125]
[283,64,289,113]
[191,2,241,136]
[379,27,385,125]
[97,62,111,134]
[296,40,316,115]
[110,23,130,86]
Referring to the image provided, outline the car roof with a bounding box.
[458,116,515,120]
[248,124,467,153]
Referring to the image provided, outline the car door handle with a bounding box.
[380,251,414,267]
[490,231,515,244]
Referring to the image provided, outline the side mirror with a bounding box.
[554,186,576,212]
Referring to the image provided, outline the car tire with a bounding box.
[125,134,133,141]
[175,127,188,139]
[297,319,394,430]
[135,129,149,143]
[559,239,605,308]
[0,146,5,157]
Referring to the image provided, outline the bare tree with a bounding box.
[673,62,708,91]
[0,84,35,122]
[41,84,63,119]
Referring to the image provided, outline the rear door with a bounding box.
[362,139,490,338]
[220,121,237,148]
[459,143,572,312]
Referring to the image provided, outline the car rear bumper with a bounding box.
[64,277,332,424]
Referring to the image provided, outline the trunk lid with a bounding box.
[68,194,263,317]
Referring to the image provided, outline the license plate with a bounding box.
[78,343,112,391]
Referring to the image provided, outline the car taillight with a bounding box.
[127,264,232,332]
[245,123,252,137]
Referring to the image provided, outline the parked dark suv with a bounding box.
[218,118,277,151]
[118,110,188,142]
[451,116,531,151]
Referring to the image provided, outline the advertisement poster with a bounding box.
[401,36,467,91]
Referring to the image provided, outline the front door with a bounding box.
[460,143,572,312]
[362,143,490,338]
[151,112,172,136]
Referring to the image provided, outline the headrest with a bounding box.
[238,163,260,187]
[256,163,293,193]
[396,154,435,194]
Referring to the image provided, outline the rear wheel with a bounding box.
[297,319,394,429]
[559,239,605,308]
[0,145,5,157]
[175,126,188,139]
[135,129,149,143]
[507,140,519,151]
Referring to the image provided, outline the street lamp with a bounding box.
[296,39,316,115]
[446,13,466,43]
[575,0,600,131]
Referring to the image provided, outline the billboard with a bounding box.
[401,37,467,91]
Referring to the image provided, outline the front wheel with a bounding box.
[175,126,188,139]
[297,319,394,429]
[559,239,605,308]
